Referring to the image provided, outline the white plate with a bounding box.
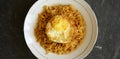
[24,0,98,59]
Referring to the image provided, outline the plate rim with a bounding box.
[23,0,98,59]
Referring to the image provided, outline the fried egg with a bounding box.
[46,15,73,43]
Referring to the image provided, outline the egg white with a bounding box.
[46,19,73,43]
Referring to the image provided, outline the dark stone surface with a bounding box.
[85,0,120,59]
[0,0,120,59]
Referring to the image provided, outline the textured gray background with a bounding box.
[0,0,120,59]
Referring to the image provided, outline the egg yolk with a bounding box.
[51,16,69,32]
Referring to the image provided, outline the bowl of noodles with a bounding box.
[24,0,98,59]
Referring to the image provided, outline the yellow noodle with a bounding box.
[34,4,86,55]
